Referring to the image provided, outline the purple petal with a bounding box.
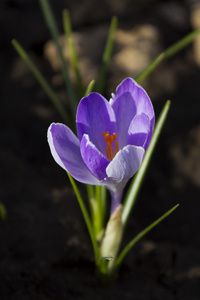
[76,93,116,157]
[127,113,150,150]
[48,123,100,185]
[110,91,137,149]
[105,145,145,184]
[112,78,155,145]
[80,134,110,181]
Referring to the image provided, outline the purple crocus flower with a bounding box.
[47,78,154,213]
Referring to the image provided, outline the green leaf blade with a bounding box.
[97,16,118,94]
[135,27,200,83]
[12,39,70,125]
[84,80,95,96]
[0,203,6,221]
[122,100,171,228]
[63,9,84,97]
[67,173,100,265]
[114,204,179,273]
[39,0,77,118]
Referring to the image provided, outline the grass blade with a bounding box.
[97,16,118,94]
[12,39,70,125]
[122,100,171,228]
[84,80,95,96]
[0,203,6,221]
[114,204,179,273]
[67,173,100,265]
[63,9,84,97]
[135,27,200,83]
[39,0,77,118]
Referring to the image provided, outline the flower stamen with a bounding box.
[102,131,119,161]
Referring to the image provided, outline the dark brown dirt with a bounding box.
[1,1,200,299]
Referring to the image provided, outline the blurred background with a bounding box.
[1,0,200,299]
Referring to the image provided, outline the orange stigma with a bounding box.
[102,131,119,161]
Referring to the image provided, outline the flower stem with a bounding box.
[100,186,107,229]
[110,189,123,214]
[95,186,105,238]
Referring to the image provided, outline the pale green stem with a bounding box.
[86,185,95,204]
[86,184,97,235]
[39,0,77,119]
[95,185,104,237]
[100,186,107,229]
[12,39,70,125]
[86,184,107,240]
[97,16,118,94]
[86,184,95,217]
[135,27,200,83]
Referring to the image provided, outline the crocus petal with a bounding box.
[76,93,117,157]
[127,113,150,150]
[105,145,145,188]
[48,123,100,185]
[112,77,155,138]
[80,134,110,181]
[110,91,137,149]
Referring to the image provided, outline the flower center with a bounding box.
[102,131,119,161]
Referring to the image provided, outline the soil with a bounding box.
[1,0,200,299]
